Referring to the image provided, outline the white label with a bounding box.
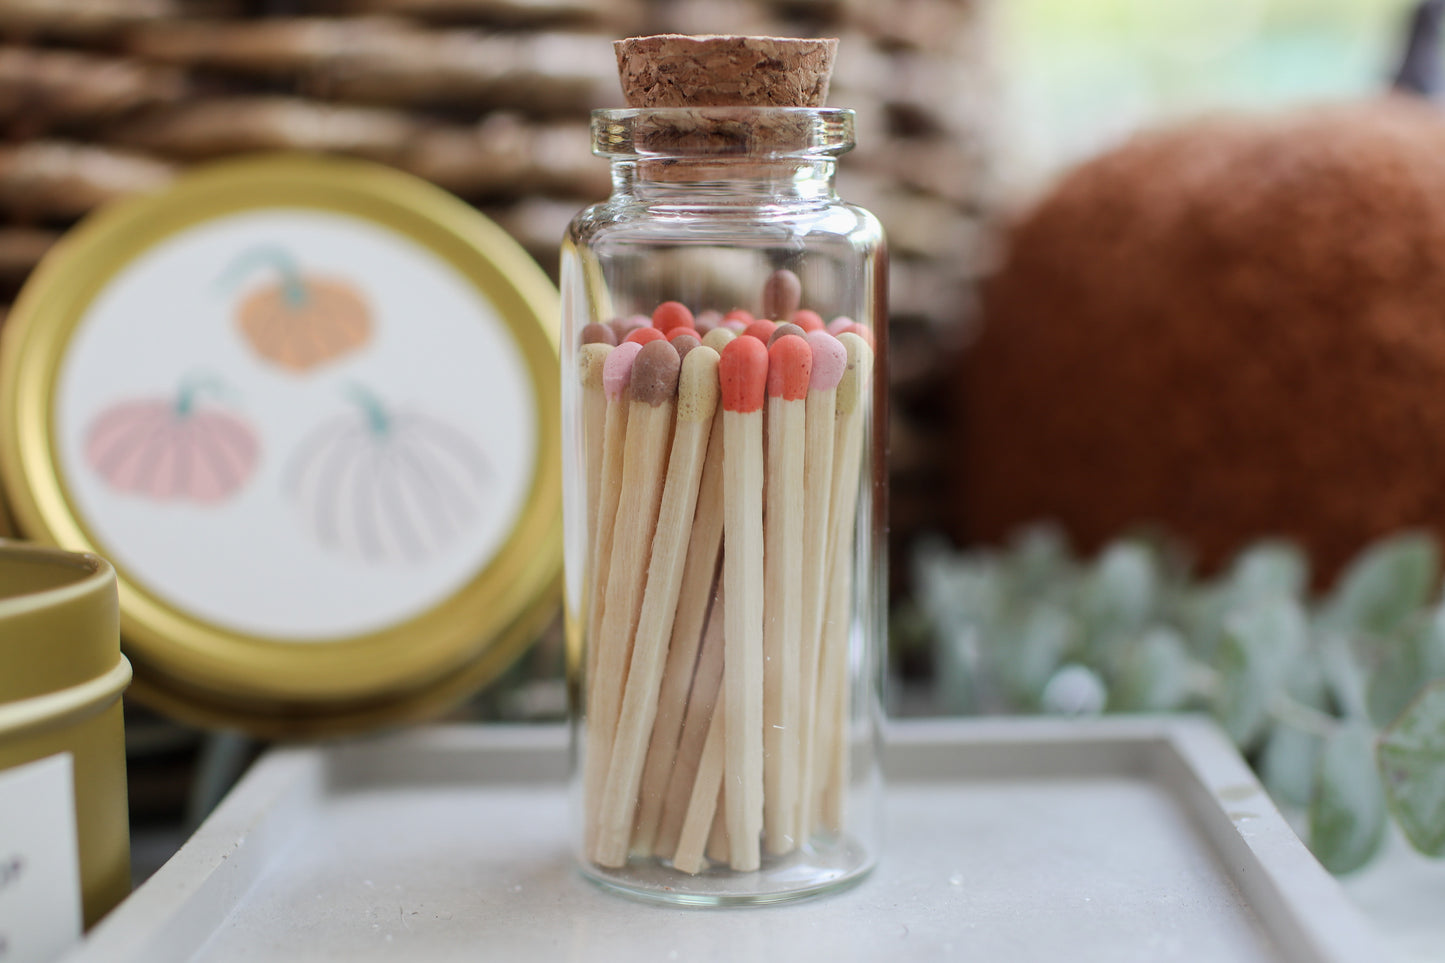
[0,755,81,963]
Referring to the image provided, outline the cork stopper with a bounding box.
[615,35,837,108]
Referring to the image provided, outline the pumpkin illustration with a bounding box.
[220,244,372,372]
[85,378,260,504]
[287,385,492,563]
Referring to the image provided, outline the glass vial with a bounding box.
[561,102,886,905]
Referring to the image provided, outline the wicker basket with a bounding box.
[0,0,997,577]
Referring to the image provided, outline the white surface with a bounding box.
[56,208,535,640]
[0,754,81,963]
[1337,824,1445,963]
[67,718,1385,963]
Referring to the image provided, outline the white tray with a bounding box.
[67,717,1385,963]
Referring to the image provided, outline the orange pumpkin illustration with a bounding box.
[221,244,372,372]
[85,378,260,504]
[287,385,491,563]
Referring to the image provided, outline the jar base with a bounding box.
[579,834,874,907]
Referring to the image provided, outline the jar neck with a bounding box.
[609,157,840,204]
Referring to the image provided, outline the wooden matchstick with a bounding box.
[585,341,641,691]
[594,346,721,867]
[762,334,811,855]
[584,339,681,859]
[672,707,727,876]
[719,335,768,871]
[631,419,724,858]
[812,332,874,834]
[578,342,612,682]
[652,580,725,860]
[706,786,729,864]
[795,331,847,842]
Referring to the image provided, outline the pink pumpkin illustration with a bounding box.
[85,379,260,504]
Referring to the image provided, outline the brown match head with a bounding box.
[762,268,802,320]
[614,35,837,108]
[582,322,618,346]
[671,332,702,361]
[631,338,681,406]
[768,322,805,344]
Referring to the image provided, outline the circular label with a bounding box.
[54,209,536,641]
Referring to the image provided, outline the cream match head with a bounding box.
[836,331,874,415]
[578,343,613,390]
[677,346,721,423]
[702,327,737,353]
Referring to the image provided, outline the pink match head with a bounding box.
[625,326,666,346]
[806,330,847,391]
[826,316,855,336]
[652,301,695,333]
[838,321,875,350]
[722,319,748,333]
[719,336,769,414]
[602,340,643,400]
[767,334,812,401]
[743,319,777,343]
[724,308,755,325]
[695,309,722,333]
[790,309,825,333]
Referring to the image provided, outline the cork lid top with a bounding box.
[615,35,837,109]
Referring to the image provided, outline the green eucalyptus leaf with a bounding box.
[1226,541,1308,606]
[1309,722,1386,874]
[1260,723,1322,808]
[1005,524,1073,597]
[1318,631,1370,722]
[1113,627,1192,712]
[1214,596,1308,748]
[1366,601,1445,728]
[997,605,1074,707]
[1081,542,1157,670]
[1378,680,1445,856]
[1322,532,1439,640]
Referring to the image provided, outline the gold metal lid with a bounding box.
[0,154,561,736]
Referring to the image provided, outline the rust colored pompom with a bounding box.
[961,97,1445,580]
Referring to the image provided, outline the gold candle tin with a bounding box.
[0,541,131,927]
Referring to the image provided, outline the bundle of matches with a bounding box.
[577,268,876,874]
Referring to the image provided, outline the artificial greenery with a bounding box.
[907,526,1445,873]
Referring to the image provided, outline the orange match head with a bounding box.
[790,309,825,333]
[767,334,813,401]
[724,308,755,324]
[625,326,667,346]
[652,300,695,333]
[720,335,769,414]
[743,319,777,343]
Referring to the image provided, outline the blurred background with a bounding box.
[0,0,1438,886]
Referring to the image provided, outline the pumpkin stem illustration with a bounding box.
[217,244,309,308]
[347,383,392,437]
[173,375,230,417]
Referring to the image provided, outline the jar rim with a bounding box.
[591,107,856,160]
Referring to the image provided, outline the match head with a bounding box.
[578,342,612,389]
[762,268,802,321]
[806,330,847,391]
[652,300,695,333]
[602,340,644,400]
[767,334,813,401]
[836,332,875,416]
[722,319,748,333]
[743,319,777,343]
[790,309,825,333]
[724,308,755,325]
[581,322,617,346]
[826,316,854,336]
[702,327,737,353]
[625,326,667,346]
[768,322,805,344]
[670,332,701,361]
[719,335,769,414]
[677,345,721,423]
[631,339,681,407]
[695,309,722,333]
[837,321,875,350]
[666,327,700,343]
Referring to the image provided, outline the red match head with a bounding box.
[625,326,667,346]
[743,319,777,343]
[767,334,812,401]
[652,301,695,333]
[719,336,769,414]
[790,309,825,333]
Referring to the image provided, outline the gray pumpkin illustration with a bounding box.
[287,385,492,563]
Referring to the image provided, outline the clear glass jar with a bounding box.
[560,106,886,905]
